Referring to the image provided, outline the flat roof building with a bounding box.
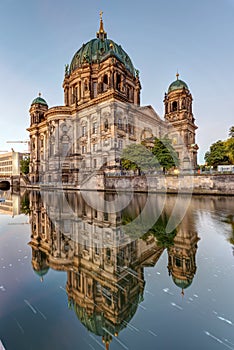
[0,151,28,178]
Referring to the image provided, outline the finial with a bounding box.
[176,71,179,80]
[39,92,41,97]
[97,11,107,40]
[181,288,184,297]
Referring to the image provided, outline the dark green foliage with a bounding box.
[228,126,234,138]
[222,215,234,245]
[121,210,177,249]
[141,215,177,248]
[21,194,30,215]
[152,137,179,173]
[225,137,234,164]
[20,156,30,174]
[204,140,230,168]
[121,144,159,175]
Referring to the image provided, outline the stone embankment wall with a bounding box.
[104,174,234,195]
[17,173,234,195]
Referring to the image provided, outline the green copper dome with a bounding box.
[31,95,48,106]
[168,75,189,93]
[33,266,50,277]
[69,17,136,77]
[72,289,141,336]
[172,276,193,290]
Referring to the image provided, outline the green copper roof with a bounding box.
[72,290,140,336]
[168,79,189,93]
[172,276,193,289]
[33,266,50,277]
[31,96,48,106]
[69,37,136,76]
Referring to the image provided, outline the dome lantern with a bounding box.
[96,11,107,40]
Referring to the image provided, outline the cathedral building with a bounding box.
[27,14,198,186]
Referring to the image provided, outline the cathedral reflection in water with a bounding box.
[28,191,199,349]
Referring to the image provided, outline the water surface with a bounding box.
[0,190,234,350]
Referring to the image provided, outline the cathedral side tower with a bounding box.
[164,74,198,169]
[28,94,48,183]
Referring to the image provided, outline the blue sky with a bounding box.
[0,0,233,163]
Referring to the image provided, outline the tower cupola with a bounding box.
[164,73,198,169]
[29,93,48,126]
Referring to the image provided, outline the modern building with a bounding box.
[27,14,198,186]
[0,192,22,216]
[0,151,27,178]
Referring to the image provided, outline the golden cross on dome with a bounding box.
[176,71,179,80]
[97,10,107,39]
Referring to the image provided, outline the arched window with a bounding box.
[128,123,134,135]
[61,135,70,157]
[93,82,97,98]
[126,86,130,99]
[104,119,109,131]
[84,80,88,91]
[118,117,122,130]
[103,74,108,92]
[123,117,127,132]
[62,142,69,157]
[106,247,111,261]
[181,98,186,109]
[50,137,55,156]
[116,74,121,91]
[81,124,87,137]
[172,101,178,112]
[92,121,98,134]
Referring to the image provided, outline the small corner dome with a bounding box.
[33,266,50,277]
[31,94,48,106]
[172,276,193,289]
[168,74,189,93]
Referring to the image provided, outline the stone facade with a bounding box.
[27,16,198,187]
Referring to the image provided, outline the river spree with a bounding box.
[0,190,234,350]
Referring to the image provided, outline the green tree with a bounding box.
[20,194,30,215]
[222,215,234,246]
[151,137,179,173]
[121,208,177,248]
[20,156,30,174]
[121,144,159,175]
[204,140,230,168]
[142,214,177,248]
[225,137,234,164]
[228,126,234,138]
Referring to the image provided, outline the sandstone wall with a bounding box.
[104,174,234,195]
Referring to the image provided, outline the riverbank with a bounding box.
[14,173,234,196]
